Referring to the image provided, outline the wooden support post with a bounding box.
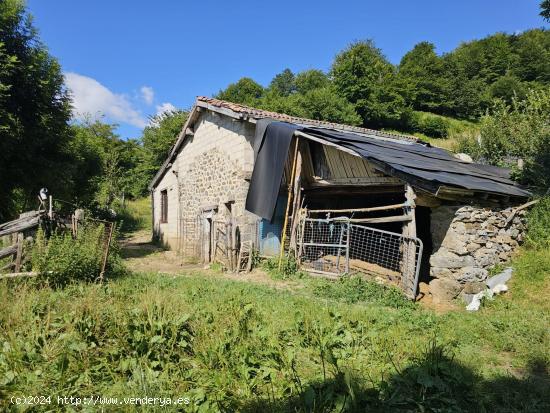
[48,196,53,219]
[401,184,417,298]
[289,146,303,253]
[14,232,24,273]
[278,138,300,271]
[99,222,114,282]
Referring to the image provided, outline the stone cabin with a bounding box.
[149,97,531,298]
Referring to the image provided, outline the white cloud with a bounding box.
[140,86,154,105]
[155,102,177,116]
[65,72,147,128]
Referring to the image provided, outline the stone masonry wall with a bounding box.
[429,205,527,296]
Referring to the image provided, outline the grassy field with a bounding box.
[0,247,548,412]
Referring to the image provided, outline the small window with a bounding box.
[160,190,168,223]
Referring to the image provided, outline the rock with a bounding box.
[442,234,469,255]
[463,281,487,294]
[455,153,473,163]
[455,266,489,282]
[430,267,453,279]
[474,248,500,267]
[429,278,463,304]
[499,252,510,261]
[466,242,481,253]
[430,250,475,269]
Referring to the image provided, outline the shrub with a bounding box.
[418,115,450,138]
[31,223,124,286]
[526,197,550,249]
[262,256,305,280]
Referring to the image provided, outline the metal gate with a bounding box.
[297,217,423,295]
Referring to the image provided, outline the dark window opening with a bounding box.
[160,190,168,223]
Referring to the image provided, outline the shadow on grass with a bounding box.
[120,243,163,259]
[240,345,549,413]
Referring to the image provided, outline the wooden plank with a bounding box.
[308,202,407,214]
[0,245,17,260]
[0,271,39,280]
[342,215,412,224]
[0,217,40,237]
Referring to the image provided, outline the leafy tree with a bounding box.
[511,29,550,83]
[541,0,550,22]
[295,69,329,94]
[136,110,187,195]
[398,42,448,113]
[459,89,550,192]
[269,68,296,96]
[0,0,73,220]
[216,77,264,106]
[331,40,406,128]
[489,74,527,103]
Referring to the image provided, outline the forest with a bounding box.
[1,0,550,222]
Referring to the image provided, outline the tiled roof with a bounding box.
[196,96,420,143]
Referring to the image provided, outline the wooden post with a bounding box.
[401,184,417,298]
[278,138,300,271]
[289,146,303,253]
[14,232,24,273]
[99,222,114,282]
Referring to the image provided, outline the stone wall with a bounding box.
[153,110,258,252]
[429,205,527,297]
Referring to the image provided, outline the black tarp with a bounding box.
[245,121,299,220]
[245,121,531,220]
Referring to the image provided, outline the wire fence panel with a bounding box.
[298,218,350,275]
[297,217,423,295]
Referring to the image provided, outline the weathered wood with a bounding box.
[278,138,300,271]
[14,233,23,272]
[0,216,40,237]
[0,271,39,279]
[401,184,417,298]
[505,199,539,226]
[0,244,17,260]
[308,202,407,214]
[99,222,114,282]
[333,215,412,224]
[289,147,303,252]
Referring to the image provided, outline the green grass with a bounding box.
[116,197,152,234]
[0,248,548,412]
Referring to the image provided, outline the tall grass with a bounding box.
[1,263,548,412]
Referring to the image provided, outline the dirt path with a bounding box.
[119,230,303,291]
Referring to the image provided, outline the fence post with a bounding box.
[14,232,24,272]
[401,184,417,298]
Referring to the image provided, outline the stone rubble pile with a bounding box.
[428,205,527,302]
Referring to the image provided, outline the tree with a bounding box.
[134,110,187,196]
[541,0,550,22]
[0,0,73,220]
[295,69,330,94]
[398,42,448,113]
[216,77,264,106]
[460,89,550,193]
[269,68,296,96]
[330,40,407,128]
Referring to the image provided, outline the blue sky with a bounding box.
[27,0,547,139]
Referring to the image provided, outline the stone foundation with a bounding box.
[429,205,526,287]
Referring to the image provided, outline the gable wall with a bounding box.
[152,110,256,251]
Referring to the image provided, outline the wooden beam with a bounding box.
[14,233,23,272]
[307,202,407,215]
[401,184,417,298]
[0,245,17,260]
[335,215,412,224]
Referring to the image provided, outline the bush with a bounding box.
[419,115,450,138]
[473,89,550,192]
[526,197,550,249]
[31,223,124,286]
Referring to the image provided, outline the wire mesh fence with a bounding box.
[297,217,422,292]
